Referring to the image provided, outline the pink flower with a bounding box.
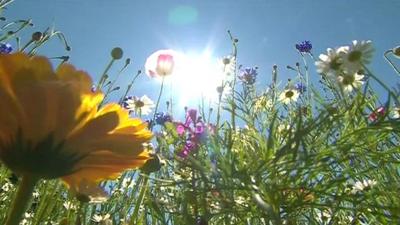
[176,123,186,135]
[145,49,177,78]
[368,106,385,122]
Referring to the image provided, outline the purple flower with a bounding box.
[0,43,12,54]
[178,141,196,158]
[176,123,186,135]
[122,96,134,110]
[295,41,312,53]
[155,112,172,125]
[238,67,258,85]
[295,83,307,94]
[185,109,197,126]
[91,85,97,93]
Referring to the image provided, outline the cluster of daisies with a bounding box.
[316,40,374,93]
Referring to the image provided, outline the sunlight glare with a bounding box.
[169,50,226,107]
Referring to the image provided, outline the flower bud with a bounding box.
[111,47,123,60]
[32,31,43,41]
[393,46,400,58]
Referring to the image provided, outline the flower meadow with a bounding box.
[1,1,400,225]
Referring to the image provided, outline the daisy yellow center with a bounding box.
[330,58,342,70]
[135,100,145,108]
[285,90,294,98]
[348,51,362,62]
[342,74,355,86]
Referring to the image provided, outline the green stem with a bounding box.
[5,175,38,225]
[363,65,399,105]
[384,50,400,76]
[97,59,115,90]
[130,176,148,225]
[150,77,165,131]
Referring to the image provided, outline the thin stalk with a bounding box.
[363,65,399,105]
[151,77,165,131]
[130,176,148,225]
[96,58,115,90]
[384,50,400,75]
[119,70,141,104]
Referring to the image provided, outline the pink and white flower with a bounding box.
[145,49,177,78]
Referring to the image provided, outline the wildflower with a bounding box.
[0,43,12,54]
[337,72,364,93]
[391,107,400,119]
[0,53,152,223]
[279,88,300,104]
[145,49,176,78]
[342,40,374,74]
[63,201,77,210]
[315,47,348,77]
[254,94,273,112]
[121,177,136,189]
[92,213,111,223]
[1,183,13,192]
[123,95,155,115]
[351,179,377,194]
[238,66,258,85]
[154,112,172,125]
[295,40,312,53]
[220,55,236,76]
[178,141,196,158]
[295,83,307,94]
[368,106,386,122]
[32,191,40,198]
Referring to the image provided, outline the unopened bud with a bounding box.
[222,57,230,65]
[32,31,43,41]
[111,47,123,60]
[393,46,400,58]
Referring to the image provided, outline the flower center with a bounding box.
[330,58,342,70]
[342,74,355,86]
[348,51,362,62]
[135,100,145,108]
[285,90,294,98]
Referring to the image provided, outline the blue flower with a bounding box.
[295,83,307,94]
[238,67,258,85]
[155,112,172,125]
[122,96,134,110]
[0,43,12,54]
[295,41,312,53]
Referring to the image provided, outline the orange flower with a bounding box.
[0,53,152,192]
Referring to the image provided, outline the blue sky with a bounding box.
[4,0,400,117]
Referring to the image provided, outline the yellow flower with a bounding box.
[0,53,152,192]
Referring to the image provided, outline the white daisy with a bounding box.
[315,47,348,77]
[92,213,111,223]
[337,72,365,93]
[124,95,155,116]
[220,55,236,76]
[391,107,400,119]
[1,183,13,192]
[351,179,377,194]
[63,201,77,210]
[253,94,273,112]
[279,88,300,104]
[342,40,374,74]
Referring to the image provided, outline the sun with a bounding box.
[167,50,228,108]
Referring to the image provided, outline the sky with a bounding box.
[4,0,400,118]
